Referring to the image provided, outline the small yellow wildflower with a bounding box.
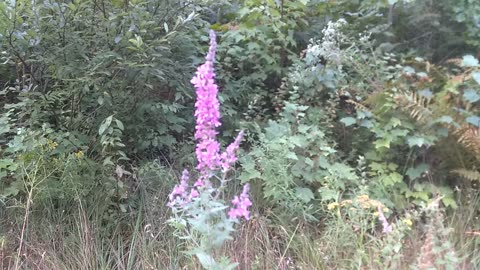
[74,151,84,159]
[46,140,58,151]
[327,202,339,210]
[402,218,413,227]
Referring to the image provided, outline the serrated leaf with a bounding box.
[286,152,298,160]
[383,172,403,186]
[374,139,390,149]
[472,72,480,85]
[441,197,457,209]
[340,117,356,126]
[360,119,374,128]
[239,168,261,182]
[295,187,314,203]
[318,187,338,201]
[289,135,307,146]
[461,55,479,67]
[463,89,480,103]
[407,136,427,147]
[406,163,429,180]
[466,115,480,127]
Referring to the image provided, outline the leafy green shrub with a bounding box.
[240,101,360,221]
[0,0,209,158]
[214,0,314,124]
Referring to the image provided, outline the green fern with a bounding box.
[452,169,480,182]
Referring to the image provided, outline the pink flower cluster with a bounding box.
[220,131,244,173]
[168,170,199,207]
[228,184,252,220]
[168,30,251,221]
[191,30,221,176]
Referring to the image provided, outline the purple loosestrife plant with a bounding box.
[167,30,251,270]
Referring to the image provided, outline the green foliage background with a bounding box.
[1,0,480,269]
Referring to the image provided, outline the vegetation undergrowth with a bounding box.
[1,0,480,269]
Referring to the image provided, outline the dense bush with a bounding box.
[1,0,480,269]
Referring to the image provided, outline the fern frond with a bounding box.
[394,91,432,123]
[345,98,369,112]
[453,124,480,158]
[452,169,480,182]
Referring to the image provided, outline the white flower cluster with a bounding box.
[305,19,348,66]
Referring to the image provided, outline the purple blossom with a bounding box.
[220,131,245,173]
[168,169,190,207]
[377,206,392,234]
[191,30,221,175]
[228,184,252,220]
[194,177,206,188]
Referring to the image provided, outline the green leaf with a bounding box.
[103,156,114,166]
[461,55,479,67]
[340,117,356,126]
[407,136,429,147]
[195,252,216,269]
[463,89,480,103]
[115,119,124,131]
[383,172,403,186]
[466,116,480,127]
[441,197,457,209]
[286,152,298,160]
[295,187,314,203]
[318,187,338,201]
[436,116,454,124]
[406,163,429,180]
[403,66,415,74]
[99,115,113,135]
[418,89,433,99]
[472,72,480,85]
[374,139,390,149]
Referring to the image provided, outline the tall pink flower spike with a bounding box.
[168,31,250,219]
